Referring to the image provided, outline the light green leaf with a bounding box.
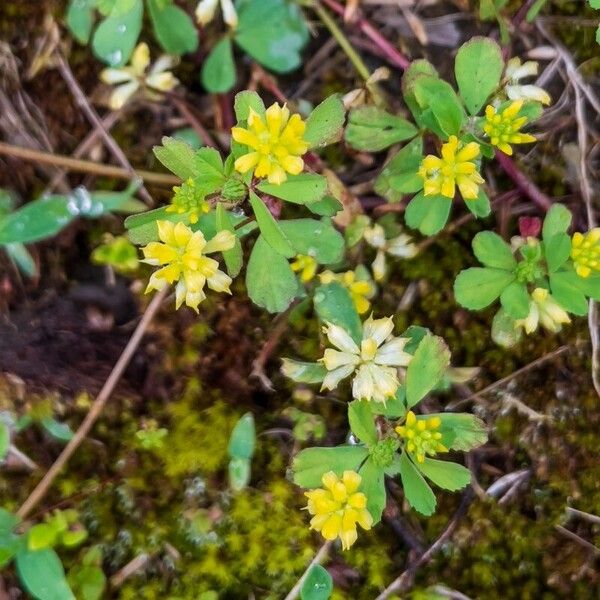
[16,548,75,600]
[234,90,266,121]
[413,76,465,138]
[4,243,37,278]
[465,188,491,218]
[304,94,346,149]
[500,281,530,319]
[28,524,58,552]
[401,325,429,354]
[281,359,327,384]
[405,191,452,235]
[401,59,439,125]
[472,231,516,270]
[405,334,451,407]
[345,106,418,152]
[313,282,362,344]
[147,0,198,55]
[279,218,344,264]
[92,0,142,66]
[399,452,436,516]
[41,418,74,443]
[215,203,243,277]
[292,445,369,488]
[257,174,327,204]
[125,206,179,245]
[228,412,255,460]
[67,564,106,600]
[433,413,488,451]
[454,37,503,115]
[246,236,298,313]
[235,0,309,73]
[348,400,377,446]
[416,457,471,491]
[66,0,96,44]
[454,267,515,309]
[201,37,236,93]
[491,308,522,348]
[360,458,386,524]
[229,457,251,491]
[573,274,600,301]
[249,191,294,257]
[300,565,333,600]
[544,233,571,273]
[306,196,343,217]
[374,137,423,202]
[549,271,588,315]
[153,136,199,180]
[542,203,572,241]
[0,422,9,461]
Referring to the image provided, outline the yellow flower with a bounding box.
[291,254,318,283]
[395,411,447,464]
[483,101,536,156]
[166,178,211,224]
[100,43,179,110]
[319,270,376,314]
[418,136,484,200]
[231,103,309,185]
[571,229,600,278]
[304,470,373,550]
[141,221,235,312]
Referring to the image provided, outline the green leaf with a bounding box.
[301,565,333,600]
[399,452,436,516]
[249,191,294,257]
[92,0,143,66]
[404,191,452,235]
[500,281,530,319]
[41,418,74,443]
[360,458,386,524]
[313,282,362,344]
[491,308,522,348]
[433,413,488,451]
[401,59,439,125]
[4,243,37,278]
[16,548,75,600]
[573,274,600,301]
[153,136,199,180]
[405,334,450,407]
[472,231,516,270]
[306,196,343,217]
[454,267,515,309]
[0,197,74,245]
[235,0,309,73]
[549,271,588,315]
[292,446,369,488]
[195,147,226,187]
[246,236,298,313]
[66,0,96,44]
[416,458,471,491]
[228,412,255,460]
[454,37,503,115]
[279,218,344,264]
[413,76,465,138]
[229,457,251,492]
[215,203,243,277]
[401,325,429,354]
[465,188,491,218]
[345,106,417,152]
[304,95,346,149]
[544,233,571,273]
[542,203,572,241]
[234,91,266,121]
[281,359,327,384]
[67,564,106,600]
[348,400,377,446]
[0,422,9,461]
[201,37,236,93]
[374,137,423,202]
[125,206,179,245]
[257,174,327,204]
[28,524,58,552]
[147,0,198,55]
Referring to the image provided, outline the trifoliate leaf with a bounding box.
[345,106,417,152]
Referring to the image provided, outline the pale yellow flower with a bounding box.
[504,57,551,106]
[320,316,411,403]
[516,288,570,334]
[195,0,237,28]
[231,103,309,185]
[571,229,600,278]
[395,411,447,464]
[304,470,373,550]
[100,43,179,110]
[362,223,417,281]
[418,136,484,200]
[483,100,536,156]
[141,221,234,312]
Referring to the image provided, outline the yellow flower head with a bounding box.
[304,470,373,550]
[291,254,318,283]
[319,270,376,314]
[395,411,447,463]
[571,228,600,279]
[483,100,536,156]
[166,178,211,224]
[418,136,484,200]
[231,103,309,185]
[141,220,235,312]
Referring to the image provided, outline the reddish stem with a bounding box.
[495,151,552,212]
[320,0,410,70]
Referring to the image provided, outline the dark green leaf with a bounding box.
[454,267,515,309]
[201,37,236,93]
[306,196,343,217]
[313,282,362,344]
[300,565,333,600]
[399,452,436,516]
[249,191,294,257]
[401,59,438,125]
[405,334,450,407]
[360,458,386,524]
[413,76,465,138]
[153,136,199,180]
[345,106,417,152]
[348,400,377,446]
[257,174,327,204]
[147,0,198,55]
[215,203,243,277]
[472,231,516,270]
[434,413,488,451]
[279,218,344,264]
[16,548,75,600]
[374,137,423,202]
[66,0,96,44]
[405,191,452,235]
[304,94,346,149]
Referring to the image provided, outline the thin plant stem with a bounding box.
[17,287,168,520]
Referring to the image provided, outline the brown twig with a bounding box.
[16,287,168,520]
[0,142,180,187]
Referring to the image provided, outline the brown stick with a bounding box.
[0,142,180,187]
[16,287,168,520]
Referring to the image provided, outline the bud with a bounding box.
[221,177,247,202]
